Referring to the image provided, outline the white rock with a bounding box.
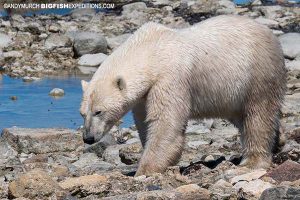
[3,51,22,58]
[78,66,97,75]
[230,169,267,184]
[255,17,279,28]
[279,33,300,59]
[49,88,65,97]
[0,33,12,48]
[286,60,300,71]
[187,140,210,149]
[233,179,273,198]
[78,53,107,67]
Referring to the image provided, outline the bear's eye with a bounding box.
[94,111,102,116]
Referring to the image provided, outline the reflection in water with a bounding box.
[0,74,134,132]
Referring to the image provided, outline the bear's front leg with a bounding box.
[135,86,190,176]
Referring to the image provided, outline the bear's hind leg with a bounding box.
[241,101,281,168]
[132,99,148,148]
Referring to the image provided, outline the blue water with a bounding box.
[0,74,134,132]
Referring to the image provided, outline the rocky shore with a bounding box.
[0,0,300,199]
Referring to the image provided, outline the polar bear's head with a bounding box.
[80,64,152,143]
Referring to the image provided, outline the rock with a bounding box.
[0,138,18,167]
[107,33,132,49]
[210,179,236,199]
[2,51,23,58]
[22,76,40,82]
[174,184,211,200]
[279,33,300,59]
[9,96,17,101]
[49,88,65,97]
[216,0,235,15]
[286,60,300,71]
[259,186,300,200]
[59,174,108,191]
[0,33,12,48]
[119,142,143,165]
[259,5,283,20]
[255,17,279,28]
[263,160,300,183]
[233,179,273,199]
[230,169,267,184]
[44,34,72,50]
[2,128,83,154]
[187,140,210,149]
[78,53,108,67]
[78,66,98,75]
[72,153,114,174]
[24,22,44,34]
[73,32,108,56]
[252,0,262,6]
[84,134,116,157]
[282,93,300,116]
[8,169,66,199]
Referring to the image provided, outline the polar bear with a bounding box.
[80,15,287,176]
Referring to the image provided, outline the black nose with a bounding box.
[83,136,95,144]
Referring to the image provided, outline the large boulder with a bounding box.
[1,128,83,154]
[8,169,66,199]
[73,32,108,56]
[78,53,108,67]
[279,33,300,59]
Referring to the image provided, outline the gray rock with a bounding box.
[216,0,235,15]
[259,186,300,200]
[49,88,65,97]
[1,128,83,154]
[72,153,114,174]
[107,33,132,49]
[84,134,116,157]
[255,17,279,28]
[0,138,18,166]
[78,53,107,67]
[73,32,108,56]
[45,34,72,50]
[0,33,12,48]
[279,33,300,59]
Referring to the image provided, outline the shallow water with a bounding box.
[0,74,134,132]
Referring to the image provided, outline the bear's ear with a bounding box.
[81,80,89,91]
[116,77,126,91]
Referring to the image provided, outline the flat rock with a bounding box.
[255,17,279,28]
[2,128,83,154]
[72,153,114,174]
[233,179,273,199]
[230,169,267,184]
[282,93,300,116]
[8,168,66,199]
[259,186,300,200]
[279,33,300,59]
[59,174,108,191]
[44,34,72,50]
[263,160,300,183]
[78,53,107,67]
